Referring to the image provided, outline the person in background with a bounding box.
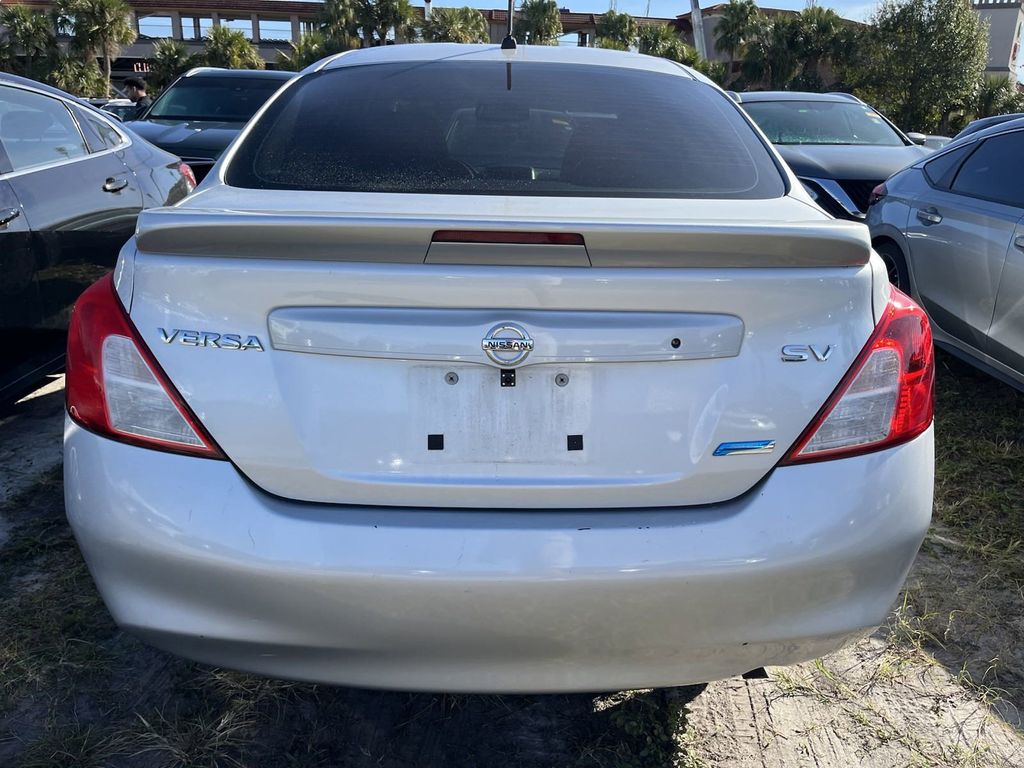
[123,77,152,117]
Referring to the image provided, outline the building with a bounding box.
[972,0,1024,83]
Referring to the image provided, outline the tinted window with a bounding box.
[923,143,972,188]
[951,131,1024,208]
[147,76,288,122]
[75,107,126,151]
[226,62,785,199]
[743,100,905,146]
[0,86,89,172]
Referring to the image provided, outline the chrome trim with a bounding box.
[0,80,132,181]
[713,440,776,457]
[801,177,865,219]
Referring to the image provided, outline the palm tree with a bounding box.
[514,0,562,45]
[59,0,137,96]
[637,25,698,65]
[203,26,264,69]
[792,5,843,89]
[358,0,418,46]
[740,16,799,90]
[320,0,361,49]
[49,54,105,96]
[972,75,1024,118]
[596,10,638,51]
[277,29,347,70]
[423,7,489,44]
[713,0,758,81]
[149,39,198,91]
[0,5,56,79]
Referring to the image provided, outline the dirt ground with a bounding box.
[1,356,1022,767]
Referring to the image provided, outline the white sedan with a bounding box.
[63,43,934,693]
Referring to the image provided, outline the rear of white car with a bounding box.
[64,45,934,692]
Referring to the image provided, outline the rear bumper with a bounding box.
[64,420,933,693]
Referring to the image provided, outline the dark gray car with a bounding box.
[739,91,929,219]
[867,117,1024,390]
[127,68,295,182]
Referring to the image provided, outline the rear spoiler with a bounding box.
[136,209,871,268]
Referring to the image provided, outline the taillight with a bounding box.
[66,275,224,459]
[179,162,197,189]
[868,182,887,206]
[781,288,933,464]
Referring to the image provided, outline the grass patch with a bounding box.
[932,352,1024,581]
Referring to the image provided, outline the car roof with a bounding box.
[950,115,1024,145]
[0,71,85,100]
[182,67,295,81]
[735,91,862,104]
[954,112,1024,139]
[315,43,699,80]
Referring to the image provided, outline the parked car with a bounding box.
[0,73,194,403]
[126,67,296,182]
[64,44,934,693]
[907,132,952,150]
[953,112,1024,141]
[867,117,1024,391]
[738,91,930,220]
[101,98,141,122]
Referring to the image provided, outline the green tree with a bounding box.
[713,0,758,80]
[48,54,105,95]
[203,25,264,69]
[514,0,562,45]
[423,6,489,43]
[637,25,698,64]
[740,15,799,90]
[149,38,198,91]
[971,74,1024,118]
[276,29,348,70]
[59,0,137,96]
[320,0,361,48]
[849,0,988,132]
[357,0,418,46]
[790,5,846,89]
[0,5,56,79]
[596,10,638,51]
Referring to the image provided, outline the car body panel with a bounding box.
[65,45,933,691]
[65,420,933,693]
[0,74,190,401]
[867,125,1024,389]
[987,218,1024,371]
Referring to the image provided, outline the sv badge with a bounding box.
[781,344,834,362]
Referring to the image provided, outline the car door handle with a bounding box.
[102,177,129,193]
[916,208,942,225]
[1015,235,1024,251]
[0,207,20,228]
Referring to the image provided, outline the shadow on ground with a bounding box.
[0,471,704,768]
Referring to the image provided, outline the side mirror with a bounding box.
[906,132,927,146]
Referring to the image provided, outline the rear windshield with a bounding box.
[743,100,906,146]
[225,61,785,198]
[147,76,288,122]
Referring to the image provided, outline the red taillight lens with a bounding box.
[781,288,933,464]
[66,275,224,459]
[868,182,887,206]
[179,162,197,189]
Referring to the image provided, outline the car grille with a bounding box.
[836,180,880,213]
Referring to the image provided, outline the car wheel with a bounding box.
[876,241,910,292]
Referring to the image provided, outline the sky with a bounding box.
[434,0,879,23]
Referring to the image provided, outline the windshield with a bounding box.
[743,100,906,146]
[226,62,785,199]
[147,76,288,122]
